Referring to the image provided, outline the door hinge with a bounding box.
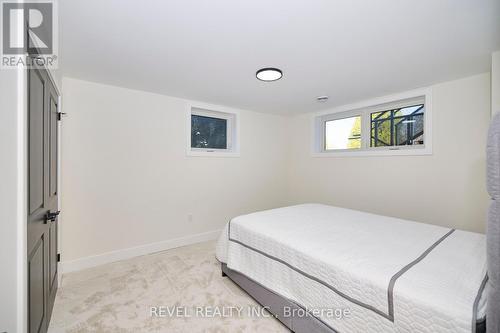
[57,112,67,121]
[57,253,61,262]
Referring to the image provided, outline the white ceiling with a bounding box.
[60,0,500,115]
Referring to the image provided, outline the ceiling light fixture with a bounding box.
[316,96,329,102]
[256,68,283,82]
[402,119,416,124]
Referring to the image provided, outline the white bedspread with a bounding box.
[216,204,487,333]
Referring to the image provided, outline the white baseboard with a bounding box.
[59,229,222,274]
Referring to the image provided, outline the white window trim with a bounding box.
[186,102,240,157]
[311,88,433,157]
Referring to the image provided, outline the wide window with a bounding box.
[187,106,239,156]
[314,93,431,156]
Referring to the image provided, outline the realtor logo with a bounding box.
[1,0,58,68]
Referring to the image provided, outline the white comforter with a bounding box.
[216,204,487,333]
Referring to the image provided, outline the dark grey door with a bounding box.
[27,66,59,333]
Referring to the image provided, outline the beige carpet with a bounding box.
[48,241,289,333]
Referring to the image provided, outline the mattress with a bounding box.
[216,204,487,333]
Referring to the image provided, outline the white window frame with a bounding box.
[312,88,432,157]
[186,103,240,157]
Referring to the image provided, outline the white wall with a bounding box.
[492,51,500,115]
[287,73,491,233]
[60,78,289,263]
[0,69,27,333]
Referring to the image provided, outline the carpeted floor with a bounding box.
[48,241,289,333]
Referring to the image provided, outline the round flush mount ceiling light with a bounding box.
[256,68,283,82]
[316,95,329,102]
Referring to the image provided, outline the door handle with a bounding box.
[44,211,60,224]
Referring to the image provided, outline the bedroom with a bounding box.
[0,0,499,332]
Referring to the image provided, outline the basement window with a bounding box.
[313,91,432,156]
[187,106,239,157]
[324,115,361,150]
[370,104,425,148]
[192,115,227,149]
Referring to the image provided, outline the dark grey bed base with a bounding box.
[222,263,335,333]
[221,263,486,333]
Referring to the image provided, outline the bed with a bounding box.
[216,113,500,333]
[216,204,487,333]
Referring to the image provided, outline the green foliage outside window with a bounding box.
[347,117,361,149]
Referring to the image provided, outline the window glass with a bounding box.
[371,104,424,147]
[325,116,361,150]
[191,114,227,149]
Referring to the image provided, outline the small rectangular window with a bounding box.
[324,116,361,150]
[188,106,239,156]
[191,115,227,149]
